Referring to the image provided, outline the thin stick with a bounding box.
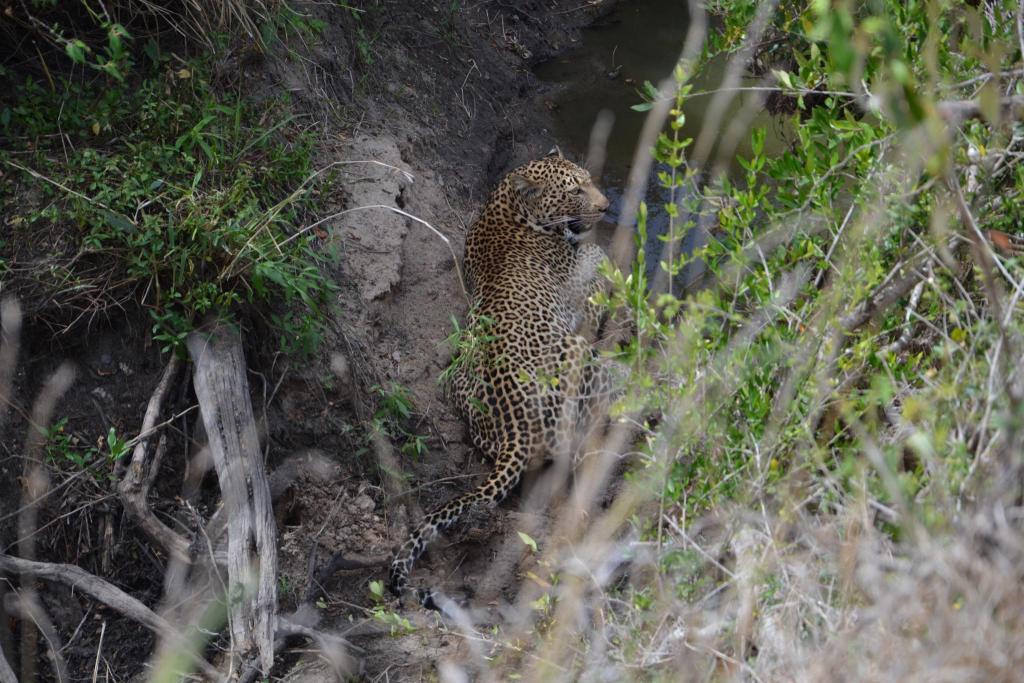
[91,620,106,683]
[281,204,470,302]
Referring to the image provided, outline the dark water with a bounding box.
[534,0,787,287]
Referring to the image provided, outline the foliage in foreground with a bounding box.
[471,1,1024,680]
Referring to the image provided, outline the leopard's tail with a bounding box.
[387,448,527,602]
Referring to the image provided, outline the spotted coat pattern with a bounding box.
[388,151,612,598]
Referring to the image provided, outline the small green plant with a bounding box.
[439,312,501,416]
[344,6,380,68]
[373,383,415,423]
[400,433,429,460]
[107,427,130,462]
[371,383,430,460]
[517,530,539,553]
[439,314,486,384]
[259,4,327,46]
[441,0,462,47]
[50,16,135,82]
[368,580,416,636]
[44,420,130,473]
[44,418,92,469]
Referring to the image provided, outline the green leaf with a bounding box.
[144,39,160,64]
[102,210,136,233]
[631,102,654,112]
[100,61,124,82]
[65,40,89,65]
[773,69,793,89]
[517,531,538,553]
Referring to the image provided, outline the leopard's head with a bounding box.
[504,148,609,242]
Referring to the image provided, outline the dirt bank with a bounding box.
[0,1,618,679]
[270,2,619,677]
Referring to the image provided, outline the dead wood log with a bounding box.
[0,298,20,432]
[0,299,20,670]
[187,320,278,674]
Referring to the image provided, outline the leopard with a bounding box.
[387,147,614,601]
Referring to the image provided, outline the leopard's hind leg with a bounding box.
[387,443,531,598]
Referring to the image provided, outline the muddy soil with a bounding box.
[0,1,620,680]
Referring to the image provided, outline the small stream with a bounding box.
[534,0,788,288]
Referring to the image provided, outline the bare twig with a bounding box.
[117,355,190,561]
[880,274,928,357]
[90,620,106,683]
[2,159,119,216]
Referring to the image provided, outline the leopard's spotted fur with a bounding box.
[388,149,612,599]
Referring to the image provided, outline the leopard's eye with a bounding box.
[573,186,584,194]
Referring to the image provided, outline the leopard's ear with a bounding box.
[546,145,563,158]
[509,174,543,202]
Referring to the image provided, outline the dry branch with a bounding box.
[117,355,190,562]
[4,592,67,683]
[187,320,278,675]
[937,95,1024,123]
[17,362,75,683]
[837,252,934,334]
[0,554,218,680]
[0,648,14,683]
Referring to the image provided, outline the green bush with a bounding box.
[613,0,1024,526]
[1,60,334,353]
[539,1,1024,678]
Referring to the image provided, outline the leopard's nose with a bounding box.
[597,193,609,212]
